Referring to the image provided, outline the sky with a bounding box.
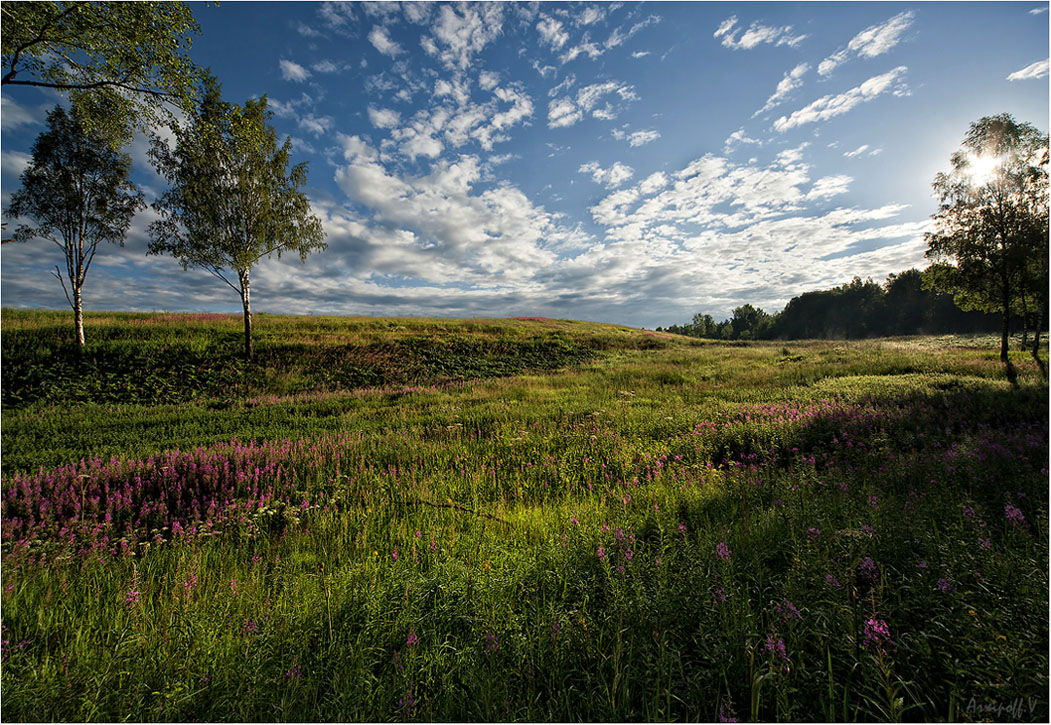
[1,1,1048,328]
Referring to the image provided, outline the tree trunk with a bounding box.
[240,271,253,361]
[1000,295,1010,363]
[73,286,85,350]
[1033,300,1047,378]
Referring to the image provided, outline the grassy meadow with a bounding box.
[1,309,1048,721]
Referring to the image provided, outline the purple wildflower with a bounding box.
[597,544,608,562]
[825,574,841,589]
[937,578,955,594]
[806,527,821,541]
[399,689,416,717]
[716,541,731,562]
[484,633,500,655]
[863,617,895,654]
[285,665,302,679]
[1005,504,1026,526]
[712,587,727,604]
[406,629,418,647]
[762,632,789,669]
[859,556,879,582]
[978,537,991,550]
[242,619,258,635]
[776,599,801,622]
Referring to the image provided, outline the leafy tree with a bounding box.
[148,74,327,360]
[3,105,144,349]
[1,1,202,145]
[924,114,1049,362]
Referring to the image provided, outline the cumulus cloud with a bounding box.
[723,128,762,153]
[713,15,806,50]
[1007,59,1049,80]
[548,81,637,127]
[332,136,568,284]
[423,3,504,70]
[537,14,569,49]
[773,66,908,132]
[806,174,853,200]
[279,59,311,82]
[612,128,661,147]
[368,106,402,129]
[818,12,914,76]
[369,25,404,56]
[754,63,809,117]
[579,161,635,188]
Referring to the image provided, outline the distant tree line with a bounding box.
[657,269,1010,341]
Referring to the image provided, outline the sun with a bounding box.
[962,152,1005,185]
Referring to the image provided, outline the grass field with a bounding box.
[1,309,1047,721]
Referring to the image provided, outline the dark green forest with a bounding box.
[658,268,1031,341]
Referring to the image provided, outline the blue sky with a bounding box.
[2,1,1048,328]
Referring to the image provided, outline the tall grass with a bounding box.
[1,311,1047,721]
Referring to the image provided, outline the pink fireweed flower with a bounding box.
[776,599,801,622]
[1004,504,1026,526]
[859,556,879,581]
[597,544,608,562]
[242,619,258,635]
[863,617,895,654]
[762,632,789,669]
[678,522,687,533]
[483,633,500,655]
[712,587,727,604]
[406,629,418,647]
[124,589,141,607]
[805,527,821,541]
[391,549,399,562]
[716,541,731,562]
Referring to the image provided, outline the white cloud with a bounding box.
[548,81,636,128]
[312,59,341,73]
[332,138,567,285]
[298,114,334,136]
[819,12,914,76]
[0,97,47,131]
[425,3,505,70]
[279,59,311,82]
[638,172,669,195]
[368,107,402,129]
[723,128,762,153]
[806,175,853,200]
[632,51,651,59]
[1007,59,1049,80]
[579,161,635,188]
[843,144,882,158]
[369,26,404,57]
[754,63,809,117]
[1,150,32,179]
[1031,6,1048,14]
[547,97,583,128]
[612,129,661,147]
[773,66,908,132]
[537,15,569,49]
[713,15,806,50]
[478,70,501,91]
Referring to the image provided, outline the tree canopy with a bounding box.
[1,1,202,145]
[148,74,327,360]
[923,113,1049,362]
[4,104,144,348]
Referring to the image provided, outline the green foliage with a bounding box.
[0,1,202,146]
[3,105,144,347]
